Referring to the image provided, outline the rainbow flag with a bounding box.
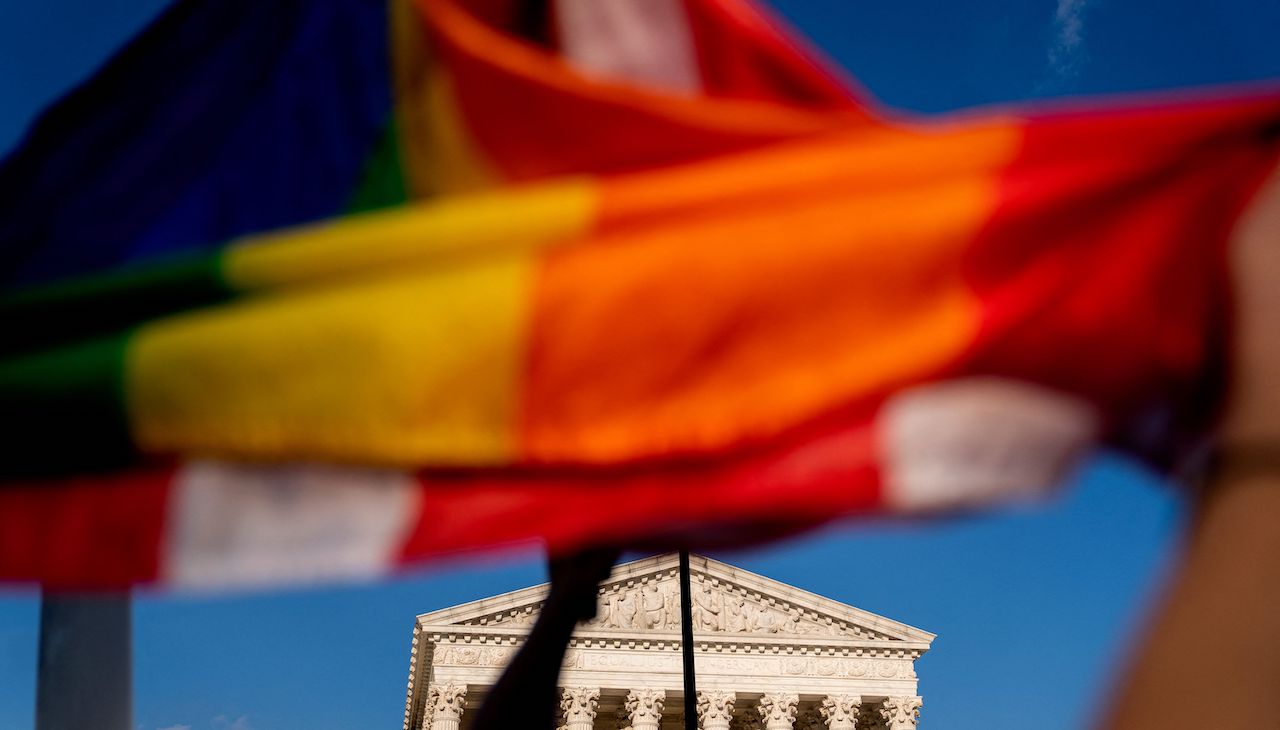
[1,0,1278,589]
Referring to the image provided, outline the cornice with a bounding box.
[420,625,930,659]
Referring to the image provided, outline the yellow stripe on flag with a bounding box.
[223,178,596,291]
[129,253,533,466]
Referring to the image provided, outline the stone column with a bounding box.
[696,690,736,730]
[757,693,798,730]
[625,689,666,730]
[819,694,862,730]
[878,696,922,730]
[422,682,467,730]
[561,687,601,730]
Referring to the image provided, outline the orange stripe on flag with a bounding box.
[520,122,1022,463]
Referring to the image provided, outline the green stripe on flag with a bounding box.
[0,334,134,477]
[345,116,409,214]
[0,250,234,357]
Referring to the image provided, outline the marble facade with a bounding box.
[403,554,933,730]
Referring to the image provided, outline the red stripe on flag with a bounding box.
[0,467,173,589]
[419,0,862,182]
[679,0,869,108]
[962,94,1280,458]
[397,408,885,565]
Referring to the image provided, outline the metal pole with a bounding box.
[678,550,697,730]
[36,592,132,730]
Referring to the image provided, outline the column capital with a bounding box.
[697,689,736,730]
[561,686,601,724]
[819,694,862,729]
[423,682,467,730]
[878,696,922,730]
[625,688,666,726]
[757,693,798,730]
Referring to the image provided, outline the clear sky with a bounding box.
[0,2,1278,729]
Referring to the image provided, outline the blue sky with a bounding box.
[1,1,1278,729]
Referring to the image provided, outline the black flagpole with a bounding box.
[678,550,697,730]
[36,592,132,730]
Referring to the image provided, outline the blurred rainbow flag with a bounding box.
[1,0,1278,589]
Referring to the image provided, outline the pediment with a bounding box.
[416,554,934,644]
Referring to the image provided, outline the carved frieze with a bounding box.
[456,572,892,641]
[431,642,917,680]
[432,645,515,667]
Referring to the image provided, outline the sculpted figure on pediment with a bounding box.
[725,596,747,632]
[752,604,782,634]
[598,594,619,628]
[641,582,667,629]
[664,587,681,628]
[722,596,780,634]
[737,598,758,632]
[617,590,640,628]
[781,607,820,634]
[692,580,724,631]
[598,583,680,630]
[662,584,684,629]
[600,591,633,629]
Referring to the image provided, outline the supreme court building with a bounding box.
[402,554,934,730]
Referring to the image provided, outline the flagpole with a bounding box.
[35,592,132,730]
[678,550,697,730]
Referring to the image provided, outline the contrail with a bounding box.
[1048,0,1090,78]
